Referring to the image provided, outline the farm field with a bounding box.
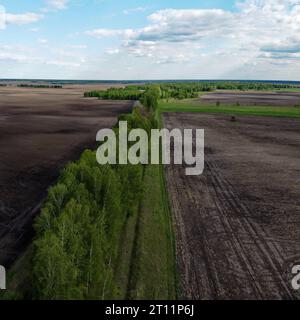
[164,112,300,299]
[200,91,300,106]
[0,85,133,267]
[1,82,300,300]
[3,0,300,304]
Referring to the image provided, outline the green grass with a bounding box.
[127,164,177,300]
[159,101,300,118]
[274,88,300,93]
[113,203,140,299]
[118,110,177,300]
[112,163,177,300]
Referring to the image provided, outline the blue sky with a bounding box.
[0,0,300,80]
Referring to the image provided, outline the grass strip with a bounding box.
[127,164,177,300]
[159,101,300,118]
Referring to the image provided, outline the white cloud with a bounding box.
[0,42,87,78]
[66,44,87,49]
[46,60,81,67]
[123,7,147,15]
[105,48,120,55]
[6,13,43,25]
[38,38,48,44]
[156,53,189,65]
[85,28,135,39]
[44,0,69,11]
[85,1,300,68]
[0,45,40,63]
[261,36,300,54]
[29,27,40,32]
[0,5,43,28]
[138,9,236,42]
[0,5,5,29]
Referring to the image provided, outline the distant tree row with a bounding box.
[18,84,63,88]
[84,88,143,100]
[84,85,161,111]
[85,81,300,103]
[140,82,299,99]
[150,83,211,99]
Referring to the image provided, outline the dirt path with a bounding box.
[164,113,300,300]
[0,86,132,266]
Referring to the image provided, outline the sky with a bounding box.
[0,0,300,80]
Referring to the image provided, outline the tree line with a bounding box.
[31,107,158,299]
[84,88,143,100]
[18,84,63,89]
[85,81,300,102]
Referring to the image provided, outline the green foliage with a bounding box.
[33,153,121,299]
[84,81,300,103]
[32,108,156,300]
[141,86,161,111]
[84,87,143,100]
[84,85,161,111]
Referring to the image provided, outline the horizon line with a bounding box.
[1,78,300,83]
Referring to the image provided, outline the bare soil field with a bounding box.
[164,113,300,299]
[0,85,132,266]
[200,91,300,106]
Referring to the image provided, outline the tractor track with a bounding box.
[164,112,300,300]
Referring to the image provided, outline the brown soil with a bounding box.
[0,85,132,266]
[200,91,300,106]
[164,112,300,300]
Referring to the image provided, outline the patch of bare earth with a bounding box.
[164,113,300,300]
[0,85,132,266]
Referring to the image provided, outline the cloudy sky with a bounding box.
[0,0,300,80]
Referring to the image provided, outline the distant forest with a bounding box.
[84,81,300,101]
